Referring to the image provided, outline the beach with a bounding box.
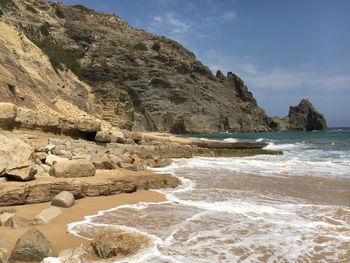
[62,129,350,262]
[1,190,166,258]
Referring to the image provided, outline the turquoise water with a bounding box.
[191,128,350,150]
[191,128,350,168]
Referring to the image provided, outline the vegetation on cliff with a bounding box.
[0,0,327,133]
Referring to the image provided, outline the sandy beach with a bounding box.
[1,190,166,258]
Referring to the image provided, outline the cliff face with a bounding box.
[272,99,327,131]
[0,0,326,134]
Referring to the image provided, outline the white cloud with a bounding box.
[223,11,237,21]
[149,12,191,38]
[201,49,350,93]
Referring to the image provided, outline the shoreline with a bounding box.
[1,190,166,259]
[0,129,282,261]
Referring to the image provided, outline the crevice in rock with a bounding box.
[126,87,158,131]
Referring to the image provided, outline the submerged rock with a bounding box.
[9,228,54,262]
[91,229,150,259]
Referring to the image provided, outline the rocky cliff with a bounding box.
[0,0,326,134]
[271,99,327,131]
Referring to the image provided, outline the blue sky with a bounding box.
[60,0,350,127]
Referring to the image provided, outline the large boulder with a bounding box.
[9,228,54,262]
[51,191,75,208]
[15,107,60,129]
[91,229,150,259]
[0,134,37,181]
[49,159,96,178]
[95,128,125,143]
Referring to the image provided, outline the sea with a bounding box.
[54,128,350,262]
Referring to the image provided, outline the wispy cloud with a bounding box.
[149,12,191,40]
[201,49,350,93]
[223,11,237,21]
[147,0,237,44]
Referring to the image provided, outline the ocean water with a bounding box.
[64,128,350,262]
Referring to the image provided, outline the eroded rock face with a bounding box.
[9,228,54,262]
[91,229,150,259]
[288,99,327,131]
[0,0,273,134]
[272,99,327,131]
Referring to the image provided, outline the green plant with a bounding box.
[152,42,161,52]
[54,6,65,18]
[35,37,84,78]
[39,23,50,36]
[133,42,148,51]
[71,4,92,12]
[25,4,38,14]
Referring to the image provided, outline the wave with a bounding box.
[223,138,239,142]
[161,155,350,179]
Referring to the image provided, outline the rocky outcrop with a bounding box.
[272,99,327,131]
[9,228,54,262]
[0,1,328,133]
[0,0,273,134]
[0,102,101,139]
[0,129,282,206]
[0,171,181,206]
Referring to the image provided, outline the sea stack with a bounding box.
[272,99,328,131]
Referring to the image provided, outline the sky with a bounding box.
[60,0,350,127]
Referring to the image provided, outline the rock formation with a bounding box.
[9,228,54,262]
[91,228,150,259]
[0,0,273,134]
[272,99,327,131]
[0,0,327,136]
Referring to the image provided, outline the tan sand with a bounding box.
[1,190,166,257]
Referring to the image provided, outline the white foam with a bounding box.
[51,137,350,262]
[223,138,239,142]
[163,152,350,178]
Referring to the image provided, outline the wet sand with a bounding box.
[1,190,166,257]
